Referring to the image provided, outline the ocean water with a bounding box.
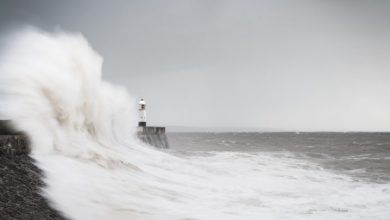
[168,132,390,183]
[165,132,390,219]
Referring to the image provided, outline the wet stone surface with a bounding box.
[0,135,66,220]
[0,135,30,156]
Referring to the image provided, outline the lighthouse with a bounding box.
[135,98,169,148]
[138,98,146,127]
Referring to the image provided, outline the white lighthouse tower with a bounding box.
[138,98,146,127]
[136,98,169,148]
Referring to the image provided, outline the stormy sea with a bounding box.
[169,132,390,183]
[0,28,389,220]
[168,132,390,218]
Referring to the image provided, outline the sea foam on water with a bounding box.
[0,28,389,220]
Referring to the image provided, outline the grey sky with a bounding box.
[0,0,389,131]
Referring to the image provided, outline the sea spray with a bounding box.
[0,28,389,220]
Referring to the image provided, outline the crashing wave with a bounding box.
[0,28,389,220]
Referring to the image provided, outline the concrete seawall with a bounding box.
[0,120,168,218]
[0,121,65,219]
[137,126,169,149]
[0,120,169,150]
[0,121,29,155]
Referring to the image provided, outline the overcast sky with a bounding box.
[0,0,389,131]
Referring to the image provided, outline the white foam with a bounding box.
[0,28,389,220]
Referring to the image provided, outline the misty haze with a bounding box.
[0,1,389,220]
[1,0,389,131]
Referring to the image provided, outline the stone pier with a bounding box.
[0,120,169,153]
[137,126,169,149]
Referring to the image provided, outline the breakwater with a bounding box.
[0,120,168,218]
[137,126,169,149]
[0,120,169,150]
